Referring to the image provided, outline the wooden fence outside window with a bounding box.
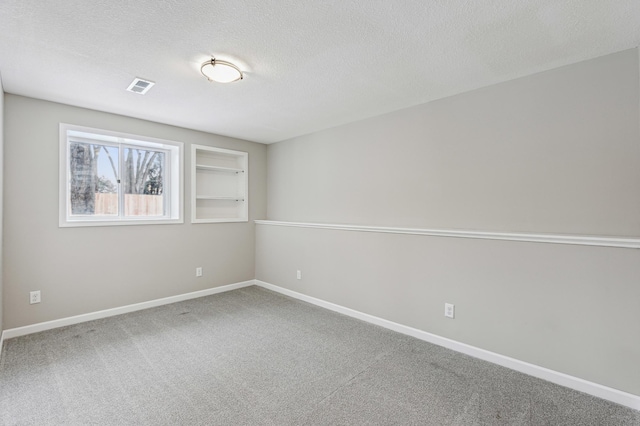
[95,193,163,216]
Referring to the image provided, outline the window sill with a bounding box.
[59,218,184,228]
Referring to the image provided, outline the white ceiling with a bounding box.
[0,1,639,144]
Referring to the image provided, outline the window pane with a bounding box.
[123,147,165,217]
[69,142,119,216]
[61,123,183,227]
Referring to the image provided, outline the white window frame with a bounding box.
[59,123,184,227]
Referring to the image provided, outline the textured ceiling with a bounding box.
[0,1,639,144]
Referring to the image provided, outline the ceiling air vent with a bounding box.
[126,78,155,95]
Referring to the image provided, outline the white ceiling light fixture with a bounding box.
[200,58,244,83]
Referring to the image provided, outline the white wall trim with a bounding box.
[255,280,640,411]
[1,280,254,340]
[255,220,640,249]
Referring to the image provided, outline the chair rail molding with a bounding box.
[255,220,640,249]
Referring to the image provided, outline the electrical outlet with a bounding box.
[444,303,455,319]
[30,291,41,304]
[296,270,302,280]
[196,267,203,277]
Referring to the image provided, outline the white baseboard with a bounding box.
[255,280,640,411]
[3,279,638,411]
[1,280,254,340]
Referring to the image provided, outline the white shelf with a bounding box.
[195,164,245,173]
[191,145,248,223]
[196,195,245,201]
[192,217,247,224]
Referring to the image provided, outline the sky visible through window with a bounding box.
[97,146,118,192]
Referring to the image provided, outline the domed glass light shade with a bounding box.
[200,58,244,83]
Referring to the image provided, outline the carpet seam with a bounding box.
[292,350,396,423]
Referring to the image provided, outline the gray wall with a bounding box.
[3,95,267,329]
[0,75,4,333]
[257,49,640,395]
[267,49,640,236]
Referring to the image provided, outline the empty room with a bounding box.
[1,1,639,424]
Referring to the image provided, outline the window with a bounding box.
[60,124,183,227]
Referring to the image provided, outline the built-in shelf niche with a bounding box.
[191,144,248,223]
